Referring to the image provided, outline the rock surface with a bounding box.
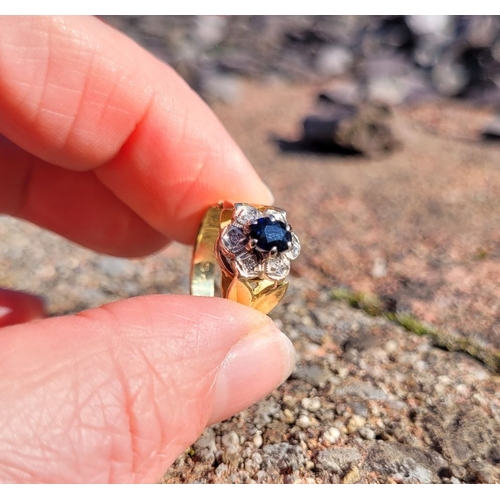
[2,16,500,484]
[2,78,500,484]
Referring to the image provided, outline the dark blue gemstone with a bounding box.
[249,217,292,253]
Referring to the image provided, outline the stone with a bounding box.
[292,364,332,388]
[342,466,361,484]
[406,15,453,37]
[482,116,500,140]
[366,75,410,106]
[222,431,242,466]
[194,16,227,47]
[301,397,322,412]
[316,448,362,473]
[296,415,313,429]
[413,37,447,68]
[465,16,499,48]
[315,45,353,77]
[249,217,292,253]
[261,443,307,473]
[95,256,135,278]
[201,72,243,104]
[489,445,500,464]
[253,434,263,449]
[431,59,469,97]
[323,427,341,444]
[318,80,362,107]
[302,103,400,157]
[350,400,369,418]
[336,381,388,401]
[193,431,217,464]
[347,415,366,433]
[359,427,376,440]
[364,442,448,484]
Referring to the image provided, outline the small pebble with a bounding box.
[215,463,228,478]
[350,401,369,418]
[244,459,256,472]
[282,394,298,407]
[255,471,269,483]
[253,434,263,449]
[342,466,361,484]
[222,431,241,451]
[301,315,314,326]
[347,415,366,434]
[358,427,376,440]
[450,464,467,479]
[251,452,263,465]
[301,397,322,412]
[281,408,296,424]
[482,116,500,140]
[315,44,353,77]
[472,393,488,406]
[222,431,241,465]
[385,340,398,353]
[323,427,341,444]
[371,257,387,278]
[296,415,312,429]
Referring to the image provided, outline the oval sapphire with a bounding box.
[249,217,292,253]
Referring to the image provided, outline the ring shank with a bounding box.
[190,206,222,297]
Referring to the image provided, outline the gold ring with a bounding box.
[190,202,301,314]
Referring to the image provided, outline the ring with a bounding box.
[190,202,301,314]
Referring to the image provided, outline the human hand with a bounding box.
[0,16,295,483]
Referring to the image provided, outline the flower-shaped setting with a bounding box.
[219,203,301,281]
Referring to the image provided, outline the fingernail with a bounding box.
[0,288,46,327]
[209,324,295,424]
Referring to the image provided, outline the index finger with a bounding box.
[0,16,273,246]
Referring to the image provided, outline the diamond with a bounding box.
[262,208,287,224]
[233,203,261,227]
[286,232,301,260]
[235,253,261,279]
[249,217,292,253]
[265,254,291,280]
[221,226,247,255]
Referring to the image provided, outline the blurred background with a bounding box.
[104,15,500,106]
[97,15,500,364]
[2,16,500,483]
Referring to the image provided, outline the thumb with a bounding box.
[0,295,294,483]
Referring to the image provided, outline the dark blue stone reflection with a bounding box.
[249,217,292,252]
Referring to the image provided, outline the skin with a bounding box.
[0,16,295,483]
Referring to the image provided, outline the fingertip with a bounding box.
[208,321,295,425]
[261,182,276,206]
[0,294,294,482]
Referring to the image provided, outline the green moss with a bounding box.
[330,287,500,374]
[388,313,435,337]
[330,288,383,316]
[473,248,490,261]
